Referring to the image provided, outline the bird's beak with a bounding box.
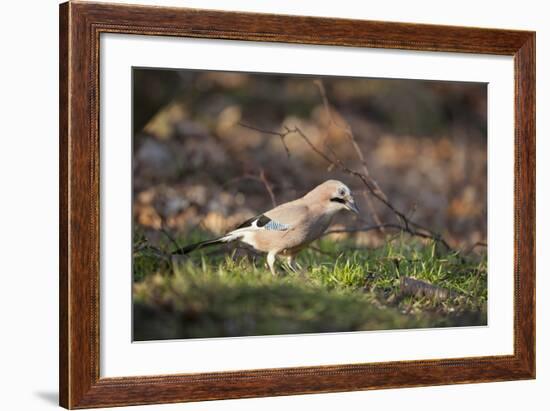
[345,198,360,215]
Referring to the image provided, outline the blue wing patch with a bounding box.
[264,219,290,231]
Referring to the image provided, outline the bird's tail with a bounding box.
[174,233,238,255]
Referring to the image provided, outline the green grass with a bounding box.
[133,231,487,340]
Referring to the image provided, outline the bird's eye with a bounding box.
[338,188,346,196]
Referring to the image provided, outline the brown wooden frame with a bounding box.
[59,1,535,408]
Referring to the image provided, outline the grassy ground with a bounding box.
[133,232,487,341]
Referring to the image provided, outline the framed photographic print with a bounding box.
[59,1,535,408]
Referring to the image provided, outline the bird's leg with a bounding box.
[267,251,277,276]
[285,255,299,273]
[284,255,308,278]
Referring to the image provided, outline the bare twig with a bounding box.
[322,223,446,246]
[314,80,388,231]
[160,226,181,251]
[225,171,278,207]
[363,195,384,230]
[259,169,277,207]
[323,223,405,236]
[238,121,291,157]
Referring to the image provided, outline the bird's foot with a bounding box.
[281,262,296,274]
[282,260,307,277]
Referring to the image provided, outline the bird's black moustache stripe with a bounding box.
[330,197,346,204]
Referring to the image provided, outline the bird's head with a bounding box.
[306,180,360,215]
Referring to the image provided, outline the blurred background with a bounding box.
[131,68,488,340]
[132,68,487,250]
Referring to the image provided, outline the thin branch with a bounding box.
[238,121,291,157]
[323,223,403,236]
[363,195,384,230]
[323,223,440,242]
[314,80,389,230]
[160,226,180,251]
[259,169,277,207]
[225,171,278,207]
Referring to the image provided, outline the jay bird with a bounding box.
[178,180,359,275]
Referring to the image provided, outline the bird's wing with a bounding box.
[264,202,309,228]
[233,202,309,233]
[235,214,290,231]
